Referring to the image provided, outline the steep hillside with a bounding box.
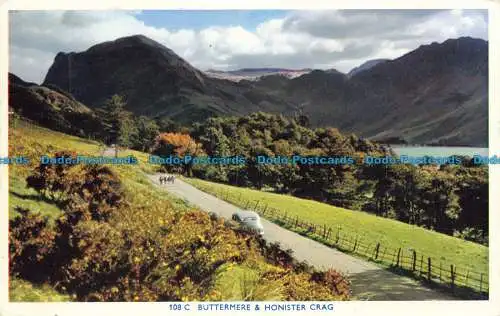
[274,37,488,146]
[43,35,296,124]
[41,35,488,146]
[347,37,488,146]
[8,73,104,138]
[347,59,390,77]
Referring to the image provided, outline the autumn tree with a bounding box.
[152,133,205,176]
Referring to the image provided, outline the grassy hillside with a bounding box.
[182,178,488,279]
[8,120,184,300]
[8,120,350,302]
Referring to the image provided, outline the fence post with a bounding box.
[295,216,299,227]
[465,270,469,286]
[245,200,250,208]
[323,224,327,238]
[392,249,397,265]
[439,262,442,282]
[335,228,340,244]
[375,243,380,260]
[353,236,358,251]
[262,204,268,214]
[427,257,431,282]
[327,228,332,240]
[450,265,455,291]
[254,200,260,210]
[396,248,401,267]
[412,250,417,272]
[480,273,483,293]
[420,255,423,276]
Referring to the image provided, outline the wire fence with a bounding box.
[208,186,489,299]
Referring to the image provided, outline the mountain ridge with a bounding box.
[40,35,488,146]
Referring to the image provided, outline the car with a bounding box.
[231,210,264,235]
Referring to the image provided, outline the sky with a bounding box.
[9,9,488,84]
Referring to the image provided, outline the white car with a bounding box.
[231,210,264,236]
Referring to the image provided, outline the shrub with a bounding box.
[54,220,129,300]
[26,151,79,204]
[9,208,56,283]
[65,165,124,222]
[311,268,351,298]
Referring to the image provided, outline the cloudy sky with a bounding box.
[9,9,488,83]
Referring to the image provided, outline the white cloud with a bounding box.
[9,9,488,84]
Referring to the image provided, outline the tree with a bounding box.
[389,165,425,225]
[418,173,460,234]
[296,114,310,128]
[98,95,136,155]
[135,116,160,152]
[156,116,181,133]
[373,175,394,217]
[245,145,276,190]
[152,133,205,176]
[455,166,488,243]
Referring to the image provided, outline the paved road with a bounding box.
[149,173,456,301]
[101,146,117,157]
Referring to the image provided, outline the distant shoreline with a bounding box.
[389,144,489,148]
[389,145,489,158]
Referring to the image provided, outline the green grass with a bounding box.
[9,173,62,221]
[214,263,285,301]
[182,177,488,282]
[10,278,71,302]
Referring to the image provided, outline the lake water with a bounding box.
[391,146,489,157]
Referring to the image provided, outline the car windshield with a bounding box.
[244,217,257,222]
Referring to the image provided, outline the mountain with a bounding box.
[263,37,488,146]
[41,35,488,146]
[347,59,389,77]
[9,73,104,137]
[349,37,488,146]
[43,35,296,124]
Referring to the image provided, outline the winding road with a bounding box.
[148,173,456,301]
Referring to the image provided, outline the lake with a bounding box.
[390,146,489,157]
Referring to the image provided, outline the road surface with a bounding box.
[149,173,456,301]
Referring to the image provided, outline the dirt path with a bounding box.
[148,173,456,301]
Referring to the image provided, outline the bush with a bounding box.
[65,165,124,222]
[9,208,56,283]
[311,268,351,298]
[26,151,79,204]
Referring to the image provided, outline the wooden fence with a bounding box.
[212,187,489,298]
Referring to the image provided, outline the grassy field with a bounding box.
[182,177,489,280]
